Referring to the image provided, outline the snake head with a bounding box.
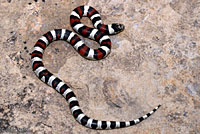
[111,23,125,34]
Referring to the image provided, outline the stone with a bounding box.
[0,0,199,133]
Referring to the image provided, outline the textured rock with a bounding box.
[0,0,199,133]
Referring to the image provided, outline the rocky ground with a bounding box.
[0,0,199,134]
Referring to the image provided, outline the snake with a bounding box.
[31,5,161,129]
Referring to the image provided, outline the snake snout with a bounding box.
[118,24,125,32]
[112,23,125,34]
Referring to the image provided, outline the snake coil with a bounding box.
[31,5,160,129]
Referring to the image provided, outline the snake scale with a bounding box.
[31,5,161,130]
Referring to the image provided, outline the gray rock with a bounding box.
[0,0,199,133]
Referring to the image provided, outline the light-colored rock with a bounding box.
[0,0,199,133]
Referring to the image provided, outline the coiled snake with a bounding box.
[31,5,161,129]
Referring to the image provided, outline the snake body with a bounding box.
[31,5,160,129]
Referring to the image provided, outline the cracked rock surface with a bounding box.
[0,0,199,134]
